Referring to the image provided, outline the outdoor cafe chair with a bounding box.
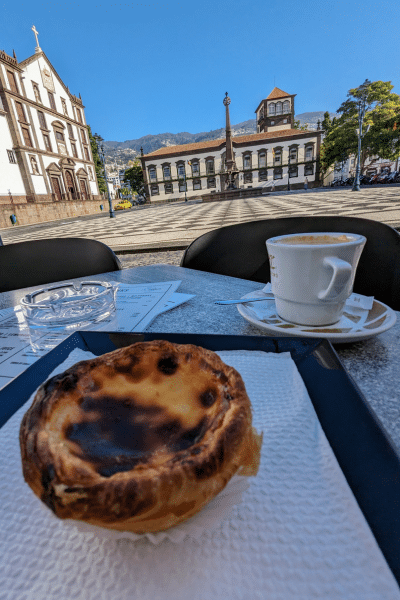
[0,237,122,293]
[181,215,400,311]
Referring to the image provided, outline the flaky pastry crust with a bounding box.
[20,340,261,533]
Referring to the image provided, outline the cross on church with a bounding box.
[32,25,40,48]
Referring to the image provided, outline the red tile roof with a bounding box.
[143,128,316,159]
[266,87,292,100]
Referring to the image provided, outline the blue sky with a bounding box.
[1,0,400,142]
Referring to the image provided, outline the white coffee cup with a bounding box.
[266,232,367,326]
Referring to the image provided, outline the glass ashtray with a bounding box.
[20,281,117,330]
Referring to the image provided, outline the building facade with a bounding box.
[0,29,99,209]
[141,88,323,203]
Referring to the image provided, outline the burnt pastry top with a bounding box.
[20,340,261,533]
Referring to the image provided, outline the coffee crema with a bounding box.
[275,234,353,245]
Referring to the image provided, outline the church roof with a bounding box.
[266,87,293,100]
[143,128,318,159]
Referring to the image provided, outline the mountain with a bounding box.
[104,112,337,167]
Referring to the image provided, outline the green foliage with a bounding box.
[321,111,333,133]
[87,125,107,194]
[320,81,400,175]
[123,158,144,193]
[293,119,309,131]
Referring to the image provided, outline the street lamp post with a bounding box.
[93,133,115,218]
[287,157,291,191]
[352,79,371,192]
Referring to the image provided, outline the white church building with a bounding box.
[0,27,100,227]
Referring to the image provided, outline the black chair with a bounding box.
[0,238,122,293]
[181,216,400,310]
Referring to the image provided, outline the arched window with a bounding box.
[162,164,171,180]
[269,103,276,115]
[276,102,283,115]
[289,147,298,162]
[177,162,186,178]
[273,148,282,165]
[148,166,157,181]
[190,161,200,176]
[283,100,290,113]
[243,153,252,170]
[305,146,313,161]
[52,121,67,155]
[206,158,214,175]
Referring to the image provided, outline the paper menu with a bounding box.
[0,280,194,390]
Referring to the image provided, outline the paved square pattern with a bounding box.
[2,186,400,252]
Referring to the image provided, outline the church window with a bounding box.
[56,130,65,142]
[258,152,266,168]
[258,169,268,181]
[283,100,290,113]
[164,182,173,194]
[32,83,41,103]
[80,129,87,144]
[206,159,214,174]
[276,102,283,115]
[15,102,27,123]
[150,184,159,195]
[48,92,56,111]
[67,123,74,138]
[149,167,157,181]
[0,96,5,111]
[71,142,77,156]
[43,134,52,152]
[243,154,252,170]
[84,146,90,161]
[191,161,200,176]
[163,165,171,180]
[305,146,313,161]
[273,167,283,179]
[61,98,68,116]
[244,172,253,183]
[193,179,201,190]
[37,110,47,129]
[7,70,19,94]
[269,103,276,115]
[30,155,40,175]
[207,177,216,188]
[21,127,33,147]
[88,166,94,180]
[289,165,298,178]
[76,107,83,123]
[305,163,314,176]
[289,147,298,162]
[7,150,17,164]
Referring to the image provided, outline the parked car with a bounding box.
[114,199,132,210]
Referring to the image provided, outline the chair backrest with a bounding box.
[181,216,400,310]
[0,238,122,293]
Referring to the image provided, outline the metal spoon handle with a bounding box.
[215,296,274,305]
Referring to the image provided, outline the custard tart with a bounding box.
[20,340,261,533]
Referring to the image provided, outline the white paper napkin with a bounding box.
[1,348,399,600]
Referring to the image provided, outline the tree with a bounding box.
[293,119,308,131]
[88,125,107,195]
[320,81,400,176]
[321,111,333,133]
[123,158,144,193]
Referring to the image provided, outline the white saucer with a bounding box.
[237,290,397,343]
